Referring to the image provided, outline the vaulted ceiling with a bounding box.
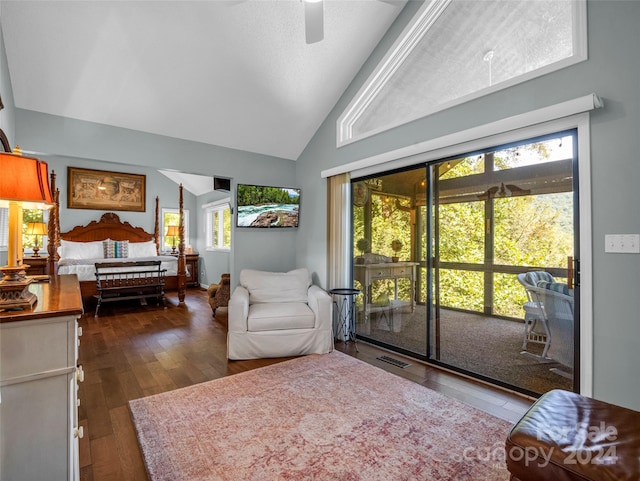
[1,0,407,161]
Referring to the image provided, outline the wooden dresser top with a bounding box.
[0,274,83,323]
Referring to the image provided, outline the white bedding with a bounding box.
[58,255,180,282]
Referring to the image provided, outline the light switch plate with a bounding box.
[605,234,640,253]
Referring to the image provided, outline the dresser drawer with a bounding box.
[369,267,392,279]
[0,316,77,382]
[391,266,412,277]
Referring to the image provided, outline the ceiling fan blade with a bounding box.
[304,0,324,44]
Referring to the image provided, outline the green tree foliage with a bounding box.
[352,138,574,320]
[237,185,299,206]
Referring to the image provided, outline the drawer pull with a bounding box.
[74,426,84,439]
[78,326,83,337]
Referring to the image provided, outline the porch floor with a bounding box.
[356,304,572,395]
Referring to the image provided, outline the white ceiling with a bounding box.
[1,0,406,161]
[159,169,216,196]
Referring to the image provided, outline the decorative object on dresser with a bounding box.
[0,274,84,480]
[0,150,54,310]
[47,185,188,303]
[67,166,146,212]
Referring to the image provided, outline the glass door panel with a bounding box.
[352,168,428,357]
[429,132,578,396]
[350,131,578,397]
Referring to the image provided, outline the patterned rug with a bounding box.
[129,351,513,481]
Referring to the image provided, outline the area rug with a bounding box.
[129,351,513,481]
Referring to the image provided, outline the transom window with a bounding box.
[337,0,587,146]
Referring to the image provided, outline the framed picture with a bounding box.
[68,167,146,212]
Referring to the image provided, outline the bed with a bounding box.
[46,177,187,303]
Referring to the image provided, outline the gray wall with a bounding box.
[295,0,640,410]
[14,110,298,286]
[0,16,14,266]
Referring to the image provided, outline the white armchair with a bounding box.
[227,268,333,360]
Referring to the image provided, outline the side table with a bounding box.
[23,255,49,276]
[170,253,200,287]
[329,288,361,352]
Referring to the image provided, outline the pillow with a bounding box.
[103,239,115,258]
[128,240,157,258]
[524,271,554,287]
[536,280,570,296]
[114,240,129,258]
[59,240,104,259]
[240,268,311,304]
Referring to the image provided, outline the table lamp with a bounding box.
[165,225,180,254]
[0,150,54,310]
[26,221,48,257]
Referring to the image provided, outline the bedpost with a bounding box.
[177,184,187,303]
[154,196,160,255]
[47,170,59,275]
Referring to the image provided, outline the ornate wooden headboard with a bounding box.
[60,212,156,243]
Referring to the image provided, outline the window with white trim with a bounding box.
[161,208,190,253]
[204,199,231,251]
[337,0,587,147]
[0,208,48,253]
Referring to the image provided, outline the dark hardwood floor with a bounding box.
[78,288,532,481]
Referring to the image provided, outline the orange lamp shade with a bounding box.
[0,153,54,208]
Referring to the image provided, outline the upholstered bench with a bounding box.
[506,389,640,481]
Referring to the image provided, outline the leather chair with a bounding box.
[506,389,640,481]
[227,268,333,360]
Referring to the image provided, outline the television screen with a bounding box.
[236,184,301,228]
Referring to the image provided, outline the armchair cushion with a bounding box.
[247,303,315,331]
[536,280,571,296]
[240,268,311,304]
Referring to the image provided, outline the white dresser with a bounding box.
[0,275,84,481]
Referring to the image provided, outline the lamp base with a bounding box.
[32,246,41,257]
[0,265,37,311]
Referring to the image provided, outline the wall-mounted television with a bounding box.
[236,184,301,228]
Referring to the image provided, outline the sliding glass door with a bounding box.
[352,131,579,396]
[353,169,428,356]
